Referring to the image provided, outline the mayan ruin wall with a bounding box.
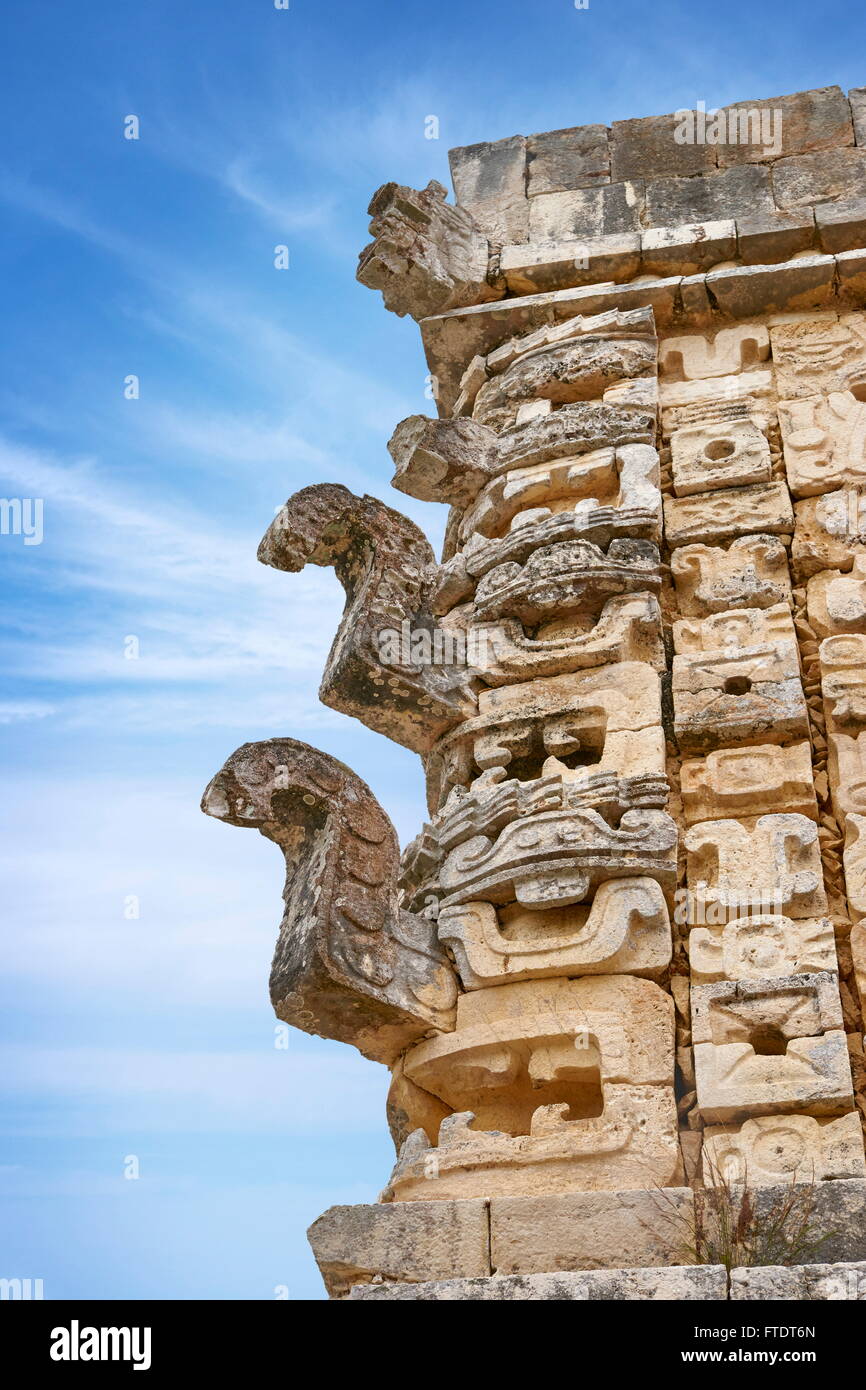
[203,84,866,1301]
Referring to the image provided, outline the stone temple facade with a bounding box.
[203,85,866,1300]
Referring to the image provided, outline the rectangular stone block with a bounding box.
[732,1259,866,1300]
[694,1028,853,1123]
[526,124,610,195]
[664,481,794,549]
[706,256,836,318]
[691,973,843,1047]
[717,86,854,166]
[646,164,774,227]
[702,1179,866,1266]
[610,112,716,181]
[737,210,815,265]
[307,1199,490,1298]
[772,148,866,209]
[350,1264,727,1300]
[816,197,866,252]
[684,811,826,919]
[671,536,792,616]
[449,135,529,244]
[670,419,771,497]
[641,220,736,277]
[500,234,641,295]
[489,1189,694,1273]
[680,741,817,824]
[689,915,836,985]
[528,182,643,244]
[703,1112,865,1186]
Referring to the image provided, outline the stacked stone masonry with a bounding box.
[204,83,866,1299]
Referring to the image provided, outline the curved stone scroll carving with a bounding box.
[202,738,458,1065]
[259,483,476,754]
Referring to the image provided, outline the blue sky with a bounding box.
[1,0,864,1300]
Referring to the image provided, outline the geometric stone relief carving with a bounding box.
[819,633,866,733]
[469,592,666,686]
[458,443,662,555]
[384,976,682,1199]
[680,741,818,825]
[670,535,793,616]
[792,489,866,580]
[672,606,808,753]
[659,370,774,437]
[779,392,866,498]
[806,554,866,637]
[424,662,665,809]
[769,313,866,400]
[670,420,771,497]
[693,1028,854,1124]
[438,877,672,988]
[688,915,837,984]
[201,739,458,1065]
[843,813,866,922]
[691,974,844,1047]
[659,323,770,382]
[663,481,794,549]
[702,1112,866,1185]
[684,815,828,920]
[827,731,866,827]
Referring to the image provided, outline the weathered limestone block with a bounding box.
[694,1030,853,1123]
[703,1179,866,1266]
[843,813,866,922]
[691,973,843,1047]
[387,414,497,507]
[689,912,836,985]
[459,444,662,559]
[772,148,866,210]
[488,1189,694,1273]
[680,741,818,825]
[525,124,611,196]
[719,86,854,165]
[424,661,666,809]
[819,632,866,732]
[702,1112,866,1186]
[779,390,866,497]
[663,482,794,549]
[672,606,807,753]
[670,420,771,497]
[659,369,774,435]
[470,537,661,627]
[816,197,866,251]
[659,323,770,381]
[527,184,644,245]
[671,536,793,616]
[259,484,475,754]
[646,165,776,227]
[349,1264,727,1300]
[500,235,641,296]
[769,312,866,398]
[472,325,657,432]
[641,219,736,277]
[438,877,672,988]
[706,255,836,320]
[731,1260,866,1300]
[807,554,866,637]
[827,730,866,825]
[449,135,529,244]
[201,739,457,1064]
[307,1199,490,1298]
[736,210,816,265]
[469,592,666,687]
[684,815,827,921]
[357,180,498,320]
[792,488,866,579]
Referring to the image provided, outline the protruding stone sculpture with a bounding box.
[205,82,866,1299]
